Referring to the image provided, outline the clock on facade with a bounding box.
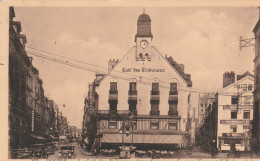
[140,40,148,49]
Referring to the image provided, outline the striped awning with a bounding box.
[101,134,185,144]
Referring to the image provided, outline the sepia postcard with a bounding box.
[1,0,260,160]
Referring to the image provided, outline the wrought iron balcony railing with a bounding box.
[150,111,160,116]
[151,91,160,95]
[168,111,178,116]
[169,91,178,95]
[128,90,137,95]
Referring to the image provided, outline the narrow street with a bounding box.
[48,142,91,159]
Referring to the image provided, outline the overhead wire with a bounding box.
[26,47,214,94]
[26,49,214,95]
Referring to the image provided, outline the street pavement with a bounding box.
[48,142,88,159]
[47,142,259,159]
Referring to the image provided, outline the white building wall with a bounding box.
[217,76,254,151]
[96,47,192,132]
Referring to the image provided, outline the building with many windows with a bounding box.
[200,71,254,152]
[83,12,197,151]
[9,7,59,156]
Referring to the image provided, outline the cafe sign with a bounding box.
[220,120,251,124]
[222,133,245,139]
[122,68,165,73]
[223,105,253,110]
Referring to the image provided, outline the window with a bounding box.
[110,82,117,92]
[168,122,178,130]
[150,120,159,130]
[241,84,247,91]
[152,83,159,91]
[248,84,253,91]
[169,104,177,113]
[244,96,251,105]
[151,103,159,112]
[151,83,159,95]
[243,110,250,119]
[231,111,237,119]
[231,96,238,105]
[129,82,137,94]
[230,125,237,133]
[170,83,178,95]
[108,120,117,129]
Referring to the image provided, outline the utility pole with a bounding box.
[239,36,255,50]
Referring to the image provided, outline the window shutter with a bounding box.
[152,83,159,91]
[170,83,177,92]
[110,82,117,91]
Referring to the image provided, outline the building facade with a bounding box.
[83,13,197,151]
[199,71,254,152]
[9,7,59,154]
[218,72,254,151]
[253,10,260,154]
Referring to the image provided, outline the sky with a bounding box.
[13,6,258,128]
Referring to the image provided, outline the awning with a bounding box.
[101,133,186,144]
[100,129,186,135]
[30,134,46,140]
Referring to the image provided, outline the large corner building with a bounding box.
[83,13,196,151]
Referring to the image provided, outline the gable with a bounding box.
[218,75,254,93]
[98,46,189,87]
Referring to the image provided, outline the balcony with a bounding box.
[169,91,178,95]
[168,111,178,116]
[128,90,138,101]
[151,91,160,95]
[168,95,178,102]
[109,90,118,101]
[97,110,133,119]
[117,110,131,115]
[130,110,137,116]
[151,91,160,101]
[128,90,137,95]
[150,111,160,116]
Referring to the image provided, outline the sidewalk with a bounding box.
[78,143,93,156]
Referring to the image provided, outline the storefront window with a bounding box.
[108,120,117,129]
[168,122,178,130]
[150,120,159,130]
[224,139,230,145]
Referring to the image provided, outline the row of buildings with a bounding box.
[82,12,199,152]
[8,7,69,151]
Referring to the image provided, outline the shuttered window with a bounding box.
[152,83,159,91]
[151,103,159,112]
[129,82,136,91]
[110,82,117,91]
[170,83,177,92]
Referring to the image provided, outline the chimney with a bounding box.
[19,34,27,48]
[179,64,185,71]
[12,21,21,35]
[223,71,235,88]
[28,57,33,63]
[108,59,119,72]
[9,7,15,23]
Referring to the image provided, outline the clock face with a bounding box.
[140,40,148,49]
